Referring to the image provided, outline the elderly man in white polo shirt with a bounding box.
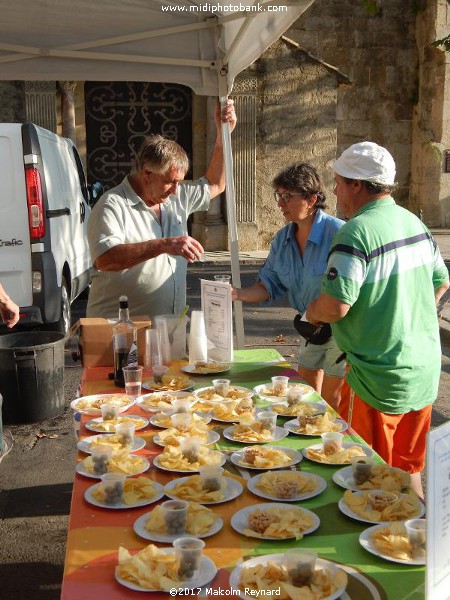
[87,101,236,319]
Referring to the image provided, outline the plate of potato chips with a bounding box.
[84,476,164,509]
[76,452,150,479]
[142,374,195,392]
[115,544,217,592]
[223,423,289,444]
[164,474,244,504]
[359,522,426,565]
[302,442,374,465]
[181,361,230,375]
[153,429,220,448]
[247,470,327,502]
[229,554,348,600]
[85,414,149,433]
[153,446,226,473]
[231,502,320,540]
[339,489,425,524]
[133,502,223,542]
[194,385,254,403]
[332,464,411,492]
[149,412,211,428]
[253,382,315,402]
[271,399,327,418]
[70,394,134,415]
[77,433,146,454]
[284,415,347,436]
[137,391,197,412]
[230,446,302,470]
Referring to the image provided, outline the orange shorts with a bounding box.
[339,380,432,474]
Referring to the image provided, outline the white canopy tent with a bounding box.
[0,0,315,345]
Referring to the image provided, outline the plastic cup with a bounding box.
[286,387,303,406]
[214,275,231,283]
[351,456,375,485]
[172,398,191,414]
[368,491,398,512]
[144,329,163,368]
[91,445,113,475]
[180,437,202,463]
[188,311,208,364]
[115,422,135,447]
[405,518,426,558]
[173,537,205,580]
[285,548,318,586]
[100,472,126,504]
[101,403,118,421]
[153,364,169,383]
[199,465,224,492]
[321,432,343,455]
[122,365,143,397]
[271,375,289,396]
[154,318,171,365]
[171,412,191,432]
[256,410,277,435]
[161,499,188,535]
[212,378,230,397]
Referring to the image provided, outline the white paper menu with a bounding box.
[427,420,450,600]
[200,279,233,362]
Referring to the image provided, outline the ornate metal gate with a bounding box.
[85,82,192,189]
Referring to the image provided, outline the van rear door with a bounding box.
[0,123,32,308]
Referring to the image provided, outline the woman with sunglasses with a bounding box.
[232,163,345,410]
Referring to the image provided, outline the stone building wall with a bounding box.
[0,82,26,123]
[288,0,418,208]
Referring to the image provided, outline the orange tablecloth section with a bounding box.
[61,349,425,600]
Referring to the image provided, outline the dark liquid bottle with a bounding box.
[112,296,137,387]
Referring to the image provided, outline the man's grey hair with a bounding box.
[135,134,190,175]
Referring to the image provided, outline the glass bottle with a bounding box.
[112,295,137,387]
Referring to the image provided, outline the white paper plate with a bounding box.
[153,430,220,448]
[253,382,315,403]
[153,453,226,473]
[284,417,348,437]
[164,475,244,504]
[149,412,211,428]
[229,555,347,600]
[194,386,254,404]
[181,362,230,375]
[137,392,196,413]
[133,511,223,542]
[230,446,302,471]
[223,425,289,444]
[142,379,195,392]
[84,480,164,509]
[247,471,327,502]
[70,394,134,416]
[302,442,374,466]
[85,414,149,433]
[77,434,146,454]
[359,524,426,565]
[115,553,217,592]
[338,490,425,524]
[231,502,320,539]
[76,455,150,479]
[332,466,363,490]
[271,399,327,417]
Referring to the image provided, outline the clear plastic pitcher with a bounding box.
[154,314,189,361]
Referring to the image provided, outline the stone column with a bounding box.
[59,81,77,143]
[24,81,57,132]
[231,74,258,250]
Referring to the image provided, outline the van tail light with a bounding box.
[25,165,45,240]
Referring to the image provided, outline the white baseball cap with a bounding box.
[333,141,396,185]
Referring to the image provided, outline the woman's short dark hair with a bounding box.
[272,162,327,209]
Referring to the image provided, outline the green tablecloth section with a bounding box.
[211,349,425,600]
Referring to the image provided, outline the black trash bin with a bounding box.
[0,331,65,424]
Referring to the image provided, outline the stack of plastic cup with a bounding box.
[188,310,208,364]
[154,317,171,365]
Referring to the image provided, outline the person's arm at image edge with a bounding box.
[306,293,351,325]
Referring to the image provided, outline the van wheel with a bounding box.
[49,277,71,336]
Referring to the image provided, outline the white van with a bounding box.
[0,122,97,334]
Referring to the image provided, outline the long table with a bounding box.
[61,349,425,600]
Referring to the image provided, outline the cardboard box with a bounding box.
[72,317,151,367]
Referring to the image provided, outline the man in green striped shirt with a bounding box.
[306,142,449,496]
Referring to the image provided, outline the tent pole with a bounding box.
[218,83,245,350]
